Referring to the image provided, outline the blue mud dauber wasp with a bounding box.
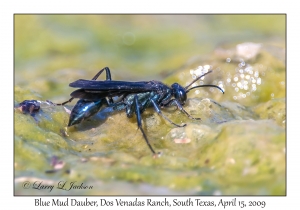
[56,67,224,155]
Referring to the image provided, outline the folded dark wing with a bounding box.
[69,79,156,91]
[69,80,163,100]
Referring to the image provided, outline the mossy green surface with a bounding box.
[14,15,285,195]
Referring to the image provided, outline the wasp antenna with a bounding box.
[186,85,225,94]
[184,70,213,90]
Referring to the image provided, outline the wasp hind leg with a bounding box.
[56,67,113,106]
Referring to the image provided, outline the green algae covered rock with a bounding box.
[14,42,285,195]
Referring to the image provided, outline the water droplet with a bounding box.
[197,66,203,70]
[193,66,208,77]
[257,78,261,85]
[245,66,253,72]
[238,62,245,68]
[203,65,211,72]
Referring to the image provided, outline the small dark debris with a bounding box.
[17,100,40,116]
[45,169,58,174]
[51,156,65,169]
[60,128,69,137]
[205,159,210,164]
[217,120,228,124]
[45,156,66,174]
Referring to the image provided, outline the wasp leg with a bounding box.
[56,97,75,106]
[91,67,112,81]
[150,99,186,127]
[164,99,201,121]
[91,67,114,104]
[56,67,113,106]
[133,95,156,155]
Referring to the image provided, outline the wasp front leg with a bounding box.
[162,99,201,121]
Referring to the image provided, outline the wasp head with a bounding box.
[171,83,187,105]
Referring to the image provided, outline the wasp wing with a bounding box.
[69,80,167,100]
[69,80,162,91]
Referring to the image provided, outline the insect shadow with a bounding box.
[56,67,224,156]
